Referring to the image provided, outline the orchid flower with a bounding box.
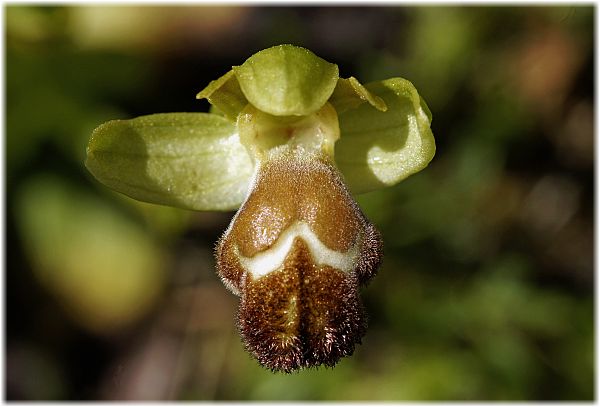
[85,45,435,372]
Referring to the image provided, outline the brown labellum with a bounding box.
[216,152,382,372]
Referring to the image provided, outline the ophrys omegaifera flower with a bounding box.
[86,44,435,372]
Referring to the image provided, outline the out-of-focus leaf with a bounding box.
[16,176,166,333]
[336,77,435,194]
[120,198,193,240]
[86,112,255,211]
[233,44,339,116]
[6,47,148,172]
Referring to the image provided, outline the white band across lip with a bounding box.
[235,220,361,279]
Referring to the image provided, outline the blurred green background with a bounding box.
[5,5,594,401]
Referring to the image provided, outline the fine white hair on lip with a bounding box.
[235,221,361,279]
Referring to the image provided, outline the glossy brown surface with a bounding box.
[230,154,362,256]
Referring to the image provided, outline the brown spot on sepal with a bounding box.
[239,239,368,373]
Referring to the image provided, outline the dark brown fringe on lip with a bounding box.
[238,238,366,373]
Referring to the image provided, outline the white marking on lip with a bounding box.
[235,221,360,279]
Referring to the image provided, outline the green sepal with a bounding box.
[232,44,339,116]
[86,113,255,211]
[196,70,248,121]
[335,78,435,194]
[329,77,388,114]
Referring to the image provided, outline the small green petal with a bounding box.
[196,70,248,121]
[335,78,435,194]
[86,113,254,211]
[232,44,339,116]
[329,77,388,114]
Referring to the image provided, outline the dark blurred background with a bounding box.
[5,5,594,401]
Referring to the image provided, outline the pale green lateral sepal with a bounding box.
[329,77,387,114]
[232,44,339,116]
[86,113,255,211]
[335,78,436,195]
[196,70,248,121]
